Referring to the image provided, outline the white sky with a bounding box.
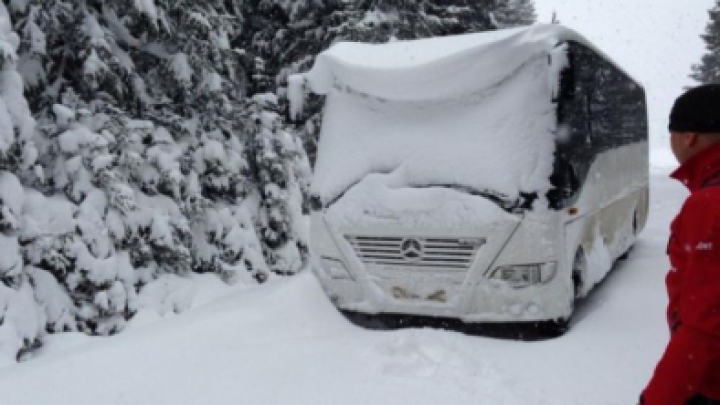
[535,0,714,151]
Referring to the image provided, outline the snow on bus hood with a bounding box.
[326,174,521,230]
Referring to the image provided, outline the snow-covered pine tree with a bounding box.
[111,0,267,280]
[493,0,537,28]
[6,0,278,341]
[0,1,46,363]
[9,2,191,336]
[127,0,278,282]
[12,0,273,284]
[245,93,311,274]
[329,0,498,41]
[691,0,720,84]
[25,91,145,336]
[243,0,496,94]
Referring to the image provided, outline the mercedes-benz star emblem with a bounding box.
[400,238,424,263]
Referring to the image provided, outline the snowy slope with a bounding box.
[0,169,685,405]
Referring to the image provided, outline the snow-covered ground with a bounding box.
[0,164,685,405]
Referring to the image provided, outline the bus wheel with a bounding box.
[538,248,584,338]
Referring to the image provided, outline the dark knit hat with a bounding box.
[669,84,720,133]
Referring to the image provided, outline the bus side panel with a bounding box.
[556,41,649,296]
[563,144,648,296]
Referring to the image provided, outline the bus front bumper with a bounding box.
[313,268,573,323]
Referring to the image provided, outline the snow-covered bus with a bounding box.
[299,25,649,336]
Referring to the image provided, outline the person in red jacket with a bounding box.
[641,84,720,405]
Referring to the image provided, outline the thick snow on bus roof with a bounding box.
[321,26,530,69]
[305,24,634,102]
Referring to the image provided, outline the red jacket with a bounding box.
[643,143,720,405]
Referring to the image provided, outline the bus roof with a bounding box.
[305,24,639,102]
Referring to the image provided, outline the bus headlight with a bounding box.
[320,257,353,280]
[490,263,557,288]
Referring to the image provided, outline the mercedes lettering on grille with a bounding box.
[400,238,424,263]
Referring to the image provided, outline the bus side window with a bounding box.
[549,44,589,210]
[549,41,648,211]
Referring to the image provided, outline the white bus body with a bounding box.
[302,25,649,333]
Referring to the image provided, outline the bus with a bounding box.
[300,24,649,336]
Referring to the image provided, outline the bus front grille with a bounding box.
[345,236,484,270]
